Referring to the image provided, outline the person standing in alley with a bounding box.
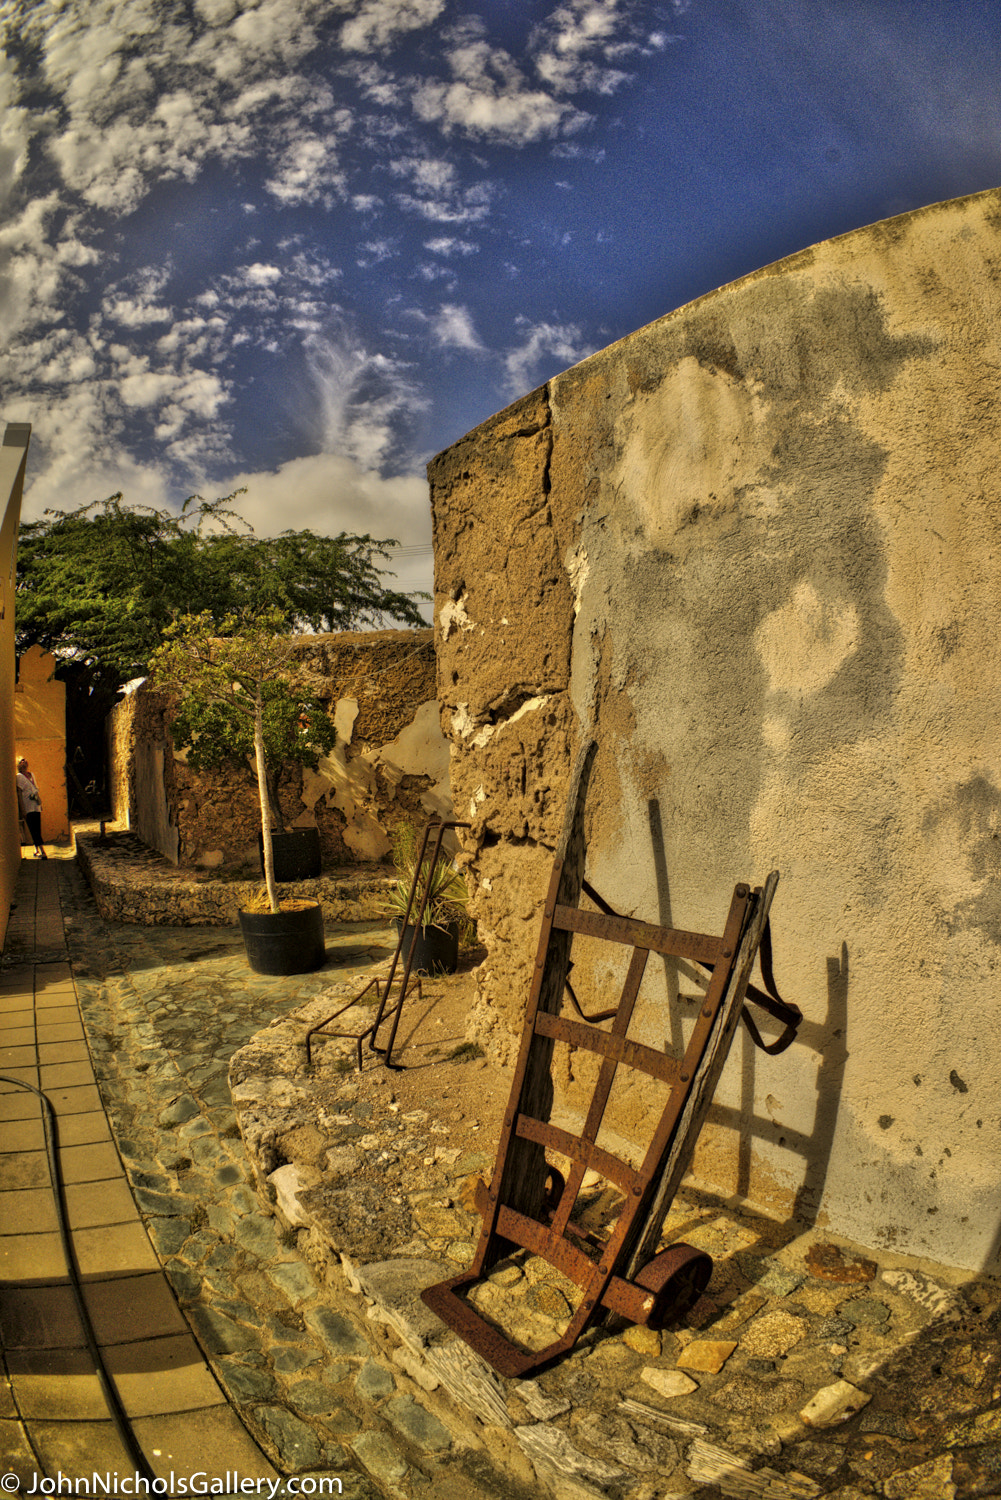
[16,756,47,858]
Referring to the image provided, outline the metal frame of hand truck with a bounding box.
[421,740,801,1378]
[305,819,471,1071]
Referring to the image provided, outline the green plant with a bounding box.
[149,608,337,914]
[380,822,469,933]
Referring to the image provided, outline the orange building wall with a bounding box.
[1,424,31,946]
[14,646,69,847]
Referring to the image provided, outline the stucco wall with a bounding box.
[430,186,1001,1272]
[14,646,69,846]
[0,424,30,944]
[109,628,448,869]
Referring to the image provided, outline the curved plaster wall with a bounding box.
[430,187,1001,1272]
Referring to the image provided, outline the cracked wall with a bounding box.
[110,629,447,870]
[430,187,1001,1272]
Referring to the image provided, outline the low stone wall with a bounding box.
[76,832,395,927]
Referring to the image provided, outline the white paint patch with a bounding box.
[470,695,552,749]
[451,703,476,739]
[755,580,859,694]
[565,544,589,618]
[334,696,360,745]
[439,589,475,639]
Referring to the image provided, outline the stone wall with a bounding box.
[109,628,447,870]
[430,186,1001,1273]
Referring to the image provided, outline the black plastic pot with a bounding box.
[258,827,321,883]
[395,918,460,976]
[239,900,325,975]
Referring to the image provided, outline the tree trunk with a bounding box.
[265,764,286,833]
[255,688,280,913]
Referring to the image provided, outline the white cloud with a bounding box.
[340,0,446,55]
[244,263,283,286]
[264,133,346,206]
[503,319,593,396]
[427,303,484,351]
[391,156,495,223]
[424,236,479,256]
[530,0,638,95]
[303,321,427,471]
[0,54,31,205]
[413,38,591,144]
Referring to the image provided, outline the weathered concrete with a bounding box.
[430,187,1001,1272]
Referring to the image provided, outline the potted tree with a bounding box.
[380,822,469,975]
[149,608,337,974]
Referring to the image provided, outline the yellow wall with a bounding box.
[14,645,69,846]
[0,424,31,948]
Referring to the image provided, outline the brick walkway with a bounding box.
[0,858,280,1488]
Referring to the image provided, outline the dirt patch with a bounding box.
[334,942,510,1128]
[313,942,509,1133]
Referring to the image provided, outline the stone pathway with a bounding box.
[1,854,398,1495]
[4,841,1001,1499]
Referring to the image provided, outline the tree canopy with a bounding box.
[16,491,428,690]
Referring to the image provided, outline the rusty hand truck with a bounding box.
[421,740,801,1377]
[305,819,470,1071]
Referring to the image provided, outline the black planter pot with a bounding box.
[258,827,321,883]
[395,918,460,976]
[239,900,325,975]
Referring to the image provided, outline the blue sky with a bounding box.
[2,0,1000,612]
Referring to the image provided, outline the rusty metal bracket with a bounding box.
[304,819,470,1071]
[421,740,799,1377]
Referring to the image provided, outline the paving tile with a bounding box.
[39,1059,96,1090]
[0,1024,34,1045]
[38,1039,90,1065]
[0,1418,36,1483]
[0,1042,39,1069]
[0,992,33,1013]
[6,1346,109,1419]
[0,1090,42,1121]
[36,1019,86,1042]
[0,1065,39,1090]
[132,1405,280,1479]
[34,971,74,997]
[83,1270,188,1344]
[106,1333,228,1416]
[64,1176,140,1229]
[28,1417,136,1473]
[0,1149,49,1190]
[59,1140,124,1185]
[35,995,79,1015]
[34,1006,82,1027]
[0,1186,59,1234]
[0,1284,86,1349]
[74,1220,161,1278]
[0,1116,46,1151]
[0,1229,68,1282]
[55,1110,113,1148]
[41,1083,104,1115]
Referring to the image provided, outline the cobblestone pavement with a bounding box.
[6,846,1001,1499]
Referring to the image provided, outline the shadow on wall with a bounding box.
[648,798,850,1228]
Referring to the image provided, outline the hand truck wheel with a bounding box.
[634,1242,713,1329]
